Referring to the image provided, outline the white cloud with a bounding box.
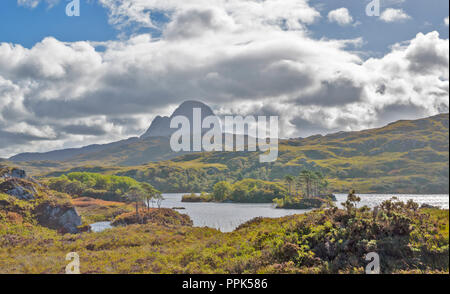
[327,8,353,26]
[445,17,449,26]
[98,0,321,31]
[364,31,448,109]
[0,1,448,157]
[380,8,411,23]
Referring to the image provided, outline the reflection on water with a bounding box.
[334,193,449,210]
[159,193,313,232]
[90,221,113,233]
[90,193,449,233]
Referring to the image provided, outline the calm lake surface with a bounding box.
[91,193,449,233]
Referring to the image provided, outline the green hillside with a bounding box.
[31,113,449,194]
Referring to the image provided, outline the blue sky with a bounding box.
[0,1,116,47]
[1,0,448,55]
[0,0,449,56]
[309,0,449,57]
[0,0,448,157]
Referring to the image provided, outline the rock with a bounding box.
[36,204,82,234]
[0,179,36,200]
[0,167,27,179]
[10,168,27,179]
[0,170,83,234]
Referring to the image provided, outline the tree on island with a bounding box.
[296,170,329,198]
[298,170,315,198]
[284,175,295,197]
[312,171,328,196]
[124,186,146,220]
[140,182,161,211]
[213,181,232,201]
[154,192,164,208]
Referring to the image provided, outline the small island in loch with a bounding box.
[182,170,337,210]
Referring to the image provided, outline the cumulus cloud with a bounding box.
[445,17,449,26]
[327,8,354,26]
[99,0,320,31]
[380,8,411,23]
[0,1,449,157]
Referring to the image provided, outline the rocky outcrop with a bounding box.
[0,179,36,200]
[0,167,27,179]
[0,168,83,234]
[35,203,82,234]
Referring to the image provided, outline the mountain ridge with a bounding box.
[5,111,448,194]
[6,100,449,194]
[10,100,448,165]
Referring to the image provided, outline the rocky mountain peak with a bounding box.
[140,100,217,138]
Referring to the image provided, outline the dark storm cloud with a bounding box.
[289,116,338,138]
[375,103,428,126]
[60,124,108,136]
[23,88,175,119]
[0,130,52,148]
[295,78,364,106]
[164,7,231,40]
[406,39,449,75]
[199,51,315,101]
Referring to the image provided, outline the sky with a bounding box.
[0,0,449,158]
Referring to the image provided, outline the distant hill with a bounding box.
[18,112,448,194]
[9,137,140,162]
[10,100,217,164]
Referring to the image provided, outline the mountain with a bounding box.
[23,113,449,194]
[6,100,449,193]
[9,137,139,162]
[10,100,216,164]
[107,113,448,194]
[140,100,216,138]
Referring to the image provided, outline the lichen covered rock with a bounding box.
[1,168,83,234]
[0,167,27,179]
[0,179,36,200]
[35,202,82,234]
